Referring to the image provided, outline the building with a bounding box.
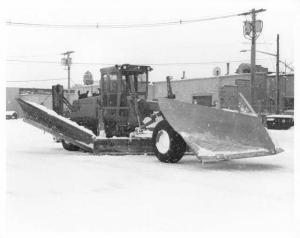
[6,87,76,117]
[6,87,22,116]
[265,73,294,111]
[150,65,294,114]
[6,65,293,117]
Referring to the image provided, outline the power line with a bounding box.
[5,54,61,58]
[5,59,113,65]
[6,59,60,64]
[5,12,243,29]
[5,58,269,66]
[6,78,67,83]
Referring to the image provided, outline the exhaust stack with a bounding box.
[226,63,230,75]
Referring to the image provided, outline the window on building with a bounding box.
[284,97,294,110]
[192,95,212,107]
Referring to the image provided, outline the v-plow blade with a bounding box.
[16,98,95,152]
[158,98,283,162]
[16,98,154,155]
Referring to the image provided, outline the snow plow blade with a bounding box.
[158,98,282,162]
[16,98,95,152]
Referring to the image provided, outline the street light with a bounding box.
[240,49,276,57]
[240,49,293,70]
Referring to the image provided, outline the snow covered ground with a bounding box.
[5,119,295,232]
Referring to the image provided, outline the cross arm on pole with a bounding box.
[238,8,266,16]
[61,51,75,56]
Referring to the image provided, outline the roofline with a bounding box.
[7,87,53,90]
[152,72,267,84]
[267,73,294,77]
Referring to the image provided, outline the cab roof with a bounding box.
[100,64,152,75]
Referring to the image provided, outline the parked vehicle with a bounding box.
[6,111,18,120]
[266,114,294,129]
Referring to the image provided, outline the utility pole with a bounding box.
[276,34,280,114]
[250,9,256,108]
[61,51,75,100]
[240,8,266,108]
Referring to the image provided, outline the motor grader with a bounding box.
[17,64,282,163]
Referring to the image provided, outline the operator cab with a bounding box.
[99,64,152,137]
[100,64,152,99]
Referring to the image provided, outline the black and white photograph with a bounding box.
[1,0,299,236]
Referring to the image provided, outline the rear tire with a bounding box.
[152,120,186,163]
[62,140,80,151]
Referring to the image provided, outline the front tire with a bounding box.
[152,120,186,163]
[62,140,80,151]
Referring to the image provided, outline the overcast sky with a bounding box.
[2,0,299,89]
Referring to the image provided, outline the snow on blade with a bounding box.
[26,101,96,137]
